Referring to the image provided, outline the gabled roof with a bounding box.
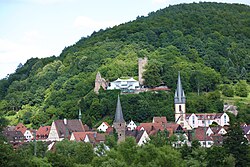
[186,113,225,120]
[210,126,225,134]
[139,123,164,135]
[103,122,110,127]
[15,123,27,134]
[194,127,213,141]
[72,132,106,143]
[165,123,183,131]
[3,130,24,142]
[242,125,250,135]
[126,130,145,143]
[153,117,167,124]
[36,126,51,137]
[54,119,85,138]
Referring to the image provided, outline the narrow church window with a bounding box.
[120,123,121,126]
[179,105,182,111]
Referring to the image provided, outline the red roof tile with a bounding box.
[15,123,27,134]
[36,126,51,139]
[153,117,167,124]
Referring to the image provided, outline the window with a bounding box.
[192,116,195,125]
[179,105,182,111]
[224,115,227,124]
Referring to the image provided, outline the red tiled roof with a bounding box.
[140,123,164,135]
[153,117,167,124]
[194,127,213,141]
[210,126,223,134]
[15,123,27,134]
[105,127,114,134]
[103,122,110,127]
[72,132,106,143]
[36,126,51,139]
[72,132,87,141]
[149,86,171,91]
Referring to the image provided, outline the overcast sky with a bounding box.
[0,0,249,79]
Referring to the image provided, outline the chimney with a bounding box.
[64,118,67,125]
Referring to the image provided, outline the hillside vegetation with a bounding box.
[0,2,249,127]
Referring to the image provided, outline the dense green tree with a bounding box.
[223,122,250,167]
[143,59,162,87]
[234,80,248,97]
[221,84,234,97]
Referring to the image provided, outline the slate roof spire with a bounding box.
[174,71,186,104]
[114,95,125,123]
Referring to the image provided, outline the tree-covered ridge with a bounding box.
[0,2,249,128]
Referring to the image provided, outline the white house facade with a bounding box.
[186,113,230,128]
[137,130,150,146]
[24,130,34,141]
[47,121,61,141]
[97,122,110,132]
[107,78,140,90]
[127,120,137,130]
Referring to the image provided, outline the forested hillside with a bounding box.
[0,2,249,128]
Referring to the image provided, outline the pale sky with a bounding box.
[0,0,249,79]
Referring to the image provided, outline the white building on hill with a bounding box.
[107,78,140,91]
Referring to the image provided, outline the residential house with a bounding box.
[127,120,137,130]
[242,125,250,143]
[194,127,214,147]
[97,122,110,132]
[192,126,227,147]
[36,126,51,141]
[224,104,238,116]
[70,132,106,145]
[186,113,230,128]
[47,119,85,141]
[107,78,140,91]
[126,129,150,146]
[3,128,25,143]
[153,116,167,125]
[15,123,34,141]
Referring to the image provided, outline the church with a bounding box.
[174,72,230,130]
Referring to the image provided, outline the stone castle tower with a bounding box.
[113,95,126,143]
[138,57,148,85]
[94,71,107,94]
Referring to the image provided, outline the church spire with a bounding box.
[174,71,186,104]
[114,95,125,123]
[78,108,82,120]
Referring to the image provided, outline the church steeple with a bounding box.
[174,71,186,104]
[113,95,126,143]
[114,95,125,123]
